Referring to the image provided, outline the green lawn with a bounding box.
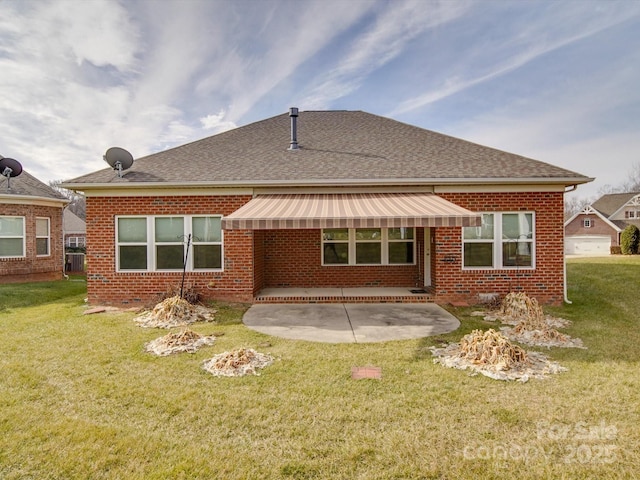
[0,258,639,479]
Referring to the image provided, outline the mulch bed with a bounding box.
[133,296,216,329]
[144,329,216,356]
[431,328,567,382]
[202,348,274,377]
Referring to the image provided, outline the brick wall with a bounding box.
[85,191,566,306]
[85,195,254,305]
[565,214,618,245]
[252,230,266,294]
[435,191,565,305]
[262,229,423,288]
[0,203,64,283]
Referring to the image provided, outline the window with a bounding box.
[355,228,382,264]
[192,216,222,269]
[36,217,50,256]
[624,211,640,219]
[463,212,534,269]
[0,216,25,257]
[67,236,86,248]
[322,228,415,265]
[116,215,223,271]
[388,228,415,264]
[155,217,185,269]
[583,218,593,228]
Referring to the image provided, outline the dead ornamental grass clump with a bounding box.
[459,328,528,369]
[133,295,216,329]
[500,291,545,326]
[478,292,586,349]
[144,329,216,356]
[202,348,274,377]
[431,328,566,382]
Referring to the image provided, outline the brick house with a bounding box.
[1,170,68,283]
[62,109,592,306]
[565,192,640,255]
[63,209,86,251]
[63,209,86,272]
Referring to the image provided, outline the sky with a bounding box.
[1,0,639,201]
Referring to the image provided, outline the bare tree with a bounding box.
[49,180,86,219]
[564,194,593,220]
[619,161,640,193]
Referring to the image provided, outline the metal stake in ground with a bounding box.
[179,234,192,299]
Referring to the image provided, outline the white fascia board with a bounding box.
[0,195,68,207]
[62,176,593,194]
[73,187,255,197]
[434,184,566,193]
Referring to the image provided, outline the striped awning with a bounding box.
[221,193,481,229]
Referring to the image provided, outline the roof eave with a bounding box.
[0,194,69,207]
[61,176,594,191]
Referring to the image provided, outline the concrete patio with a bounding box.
[243,302,460,343]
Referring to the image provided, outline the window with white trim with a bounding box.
[67,236,86,248]
[322,228,415,265]
[116,215,223,271]
[463,212,534,269]
[0,216,25,258]
[583,218,593,228]
[36,217,50,256]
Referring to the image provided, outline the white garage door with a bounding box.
[565,235,611,255]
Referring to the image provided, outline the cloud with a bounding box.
[200,110,237,133]
[0,0,638,192]
[0,0,141,180]
[300,0,471,110]
[193,1,373,123]
[389,1,640,116]
[452,76,640,200]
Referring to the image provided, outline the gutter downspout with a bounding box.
[563,257,571,304]
[62,206,69,280]
[563,185,576,303]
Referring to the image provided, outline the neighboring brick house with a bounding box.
[62,109,592,306]
[63,209,86,272]
[63,209,86,250]
[565,192,640,255]
[1,170,68,283]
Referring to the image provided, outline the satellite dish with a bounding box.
[103,147,134,177]
[0,157,23,177]
[0,157,23,189]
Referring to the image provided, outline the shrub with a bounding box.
[620,225,640,254]
[610,245,622,255]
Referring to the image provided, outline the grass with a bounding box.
[0,258,639,479]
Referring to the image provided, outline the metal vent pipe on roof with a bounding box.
[288,107,299,151]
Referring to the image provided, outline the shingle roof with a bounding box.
[0,170,68,201]
[64,110,592,188]
[63,209,86,233]
[591,192,640,217]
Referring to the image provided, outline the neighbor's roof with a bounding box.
[63,209,86,233]
[64,110,592,189]
[591,192,640,217]
[0,170,68,202]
